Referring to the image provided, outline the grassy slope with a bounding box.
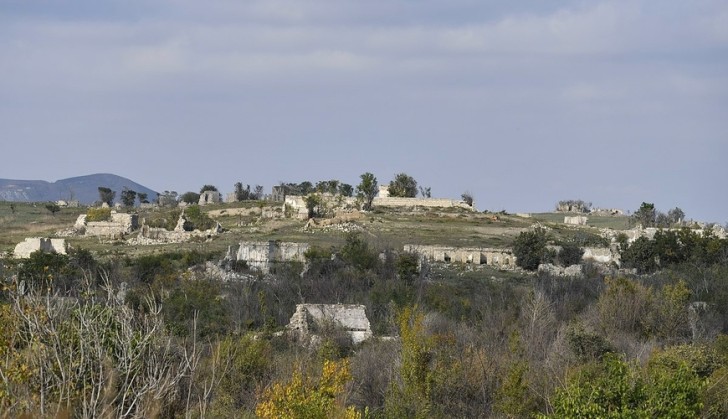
[0,200,632,259]
[530,212,631,230]
[0,202,86,253]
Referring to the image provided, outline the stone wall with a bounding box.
[284,194,474,219]
[591,208,625,216]
[79,212,139,238]
[199,191,222,206]
[564,216,588,225]
[137,222,222,243]
[284,195,358,219]
[14,238,67,259]
[373,197,474,211]
[582,247,618,264]
[602,225,728,245]
[538,263,583,277]
[404,244,516,269]
[378,185,390,198]
[284,195,308,219]
[287,304,373,345]
[228,241,309,273]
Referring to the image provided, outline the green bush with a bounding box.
[340,232,378,271]
[396,252,419,284]
[183,205,216,231]
[558,242,584,266]
[164,280,230,338]
[513,228,548,271]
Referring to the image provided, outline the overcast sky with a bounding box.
[1,0,726,222]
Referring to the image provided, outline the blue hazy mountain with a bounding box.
[0,173,158,204]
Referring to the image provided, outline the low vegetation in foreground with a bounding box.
[1,191,728,417]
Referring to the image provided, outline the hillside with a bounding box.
[0,173,158,204]
[1,199,727,417]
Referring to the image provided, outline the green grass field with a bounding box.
[530,212,631,230]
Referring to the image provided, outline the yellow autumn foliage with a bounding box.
[256,359,360,419]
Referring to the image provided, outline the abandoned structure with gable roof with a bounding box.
[286,304,373,345]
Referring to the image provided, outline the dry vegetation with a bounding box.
[2,199,727,417]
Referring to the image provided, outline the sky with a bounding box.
[1,0,727,223]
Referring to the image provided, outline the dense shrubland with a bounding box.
[2,231,728,417]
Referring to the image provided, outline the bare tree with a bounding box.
[2,273,188,418]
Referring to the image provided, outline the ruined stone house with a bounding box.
[225,241,309,273]
[138,211,222,243]
[199,190,222,206]
[13,237,67,259]
[75,212,138,238]
[286,304,373,345]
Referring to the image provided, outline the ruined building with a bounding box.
[198,190,222,206]
[286,304,373,345]
[13,238,67,259]
[225,241,309,273]
[75,212,138,238]
[404,244,517,269]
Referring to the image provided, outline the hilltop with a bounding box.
[0,173,158,204]
[1,191,727,417]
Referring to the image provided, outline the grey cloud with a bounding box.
[1,0,726,222]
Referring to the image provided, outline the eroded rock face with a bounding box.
[287,304,373,345]
[14,238,67,259]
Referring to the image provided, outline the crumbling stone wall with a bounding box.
[538,263,583,277]
[198,191,222,206]
[137,223,222,244]
[77,212,139,238]
[556,201,590,213]
[135,211,222,243]
[373,197,474,211]
[287,304,373,345]
[14,238,67,259]
[377,185,390,198]
[284,193,473,219]
[404,244,516,269]
[601,225,728,245]
[284,195,358,219]
[564,216,588,225]
[582,247,619,264]
[227,241,309,273]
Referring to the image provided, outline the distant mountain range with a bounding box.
[0,174,158,205]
